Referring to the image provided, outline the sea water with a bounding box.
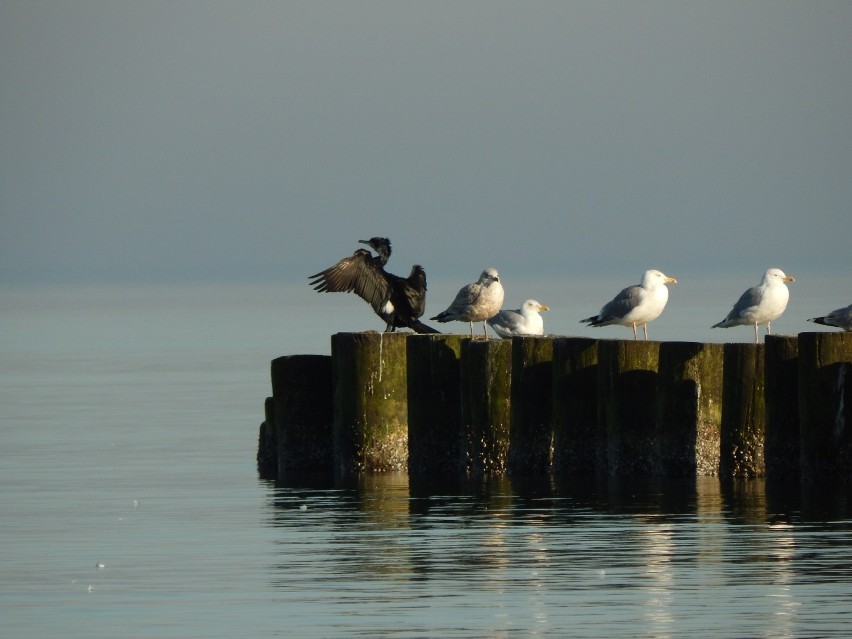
[2,279,852,638]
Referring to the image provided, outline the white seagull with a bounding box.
[487,299,550,339]
[580,269,677,340]
[712,268,795,343]
[808,304,852,332]
[431,268,505,337]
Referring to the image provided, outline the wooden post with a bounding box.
[407,334,466,478]
[257,397,277,479]
[597,340,660,476]
[331,333,408,473]
[798,332,852,480]
[552,337,600,475]
[656,342,724,477]
[461,339,512,475]
[720,343,765,478]
[508,336,555,474]
[764,335,800,479]
[271,354,333,474]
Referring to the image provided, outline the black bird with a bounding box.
[308,237,440,334]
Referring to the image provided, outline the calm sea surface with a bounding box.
[2,278,852,638]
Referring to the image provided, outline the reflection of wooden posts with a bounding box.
[720,344,765,477]
[270,354,334,475]
[462,339,512,475]
[508,337,555,474]
[552,337,599,475]
[764,336,800,479]
[407,335,466,477]
[657,342,724,477]
[598,340,660,475]
[332,333,408,473]
[799,333,852,479]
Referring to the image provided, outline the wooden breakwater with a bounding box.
[257,332,852,482]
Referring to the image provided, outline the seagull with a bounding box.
[580,269,677,340]
[308,237,440,334]
[487,299,550,338]
[431,268,505,337]
[712,268,795,343]
[808,304,852,332]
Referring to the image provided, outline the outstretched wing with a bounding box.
[308,249,392,316]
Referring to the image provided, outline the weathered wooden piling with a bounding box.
[720,344,765,477]
[270,354,333,475]
[461,339,512,474]
[508,336,555,474]
[552,337,600,475]
[332,332,408,473]
[656,342,724,477]
[764,335,800,479]
[406,334,466,477]
[261,330,852,482]
[597,340,661,475]
[798,332,852,480]
[257,397,277,479]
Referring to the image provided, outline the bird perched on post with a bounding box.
[431,268,504,337]
[308,237,440,334]
[487,299,550,338]
[807,304,852,332]
[712,268,795,343]
[580,269,677,340]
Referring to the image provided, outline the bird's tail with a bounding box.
[807,316,829,326]
[411,319,441,334]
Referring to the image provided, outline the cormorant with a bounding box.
[308,237,440,334]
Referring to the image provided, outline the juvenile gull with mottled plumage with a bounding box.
[431,268,504,337]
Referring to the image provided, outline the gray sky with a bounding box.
[2,1,851,286]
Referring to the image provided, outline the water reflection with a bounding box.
[265,474,852,637]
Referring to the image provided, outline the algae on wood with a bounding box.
[657,342,724,477]
[462,339,512,475]
[332,333,408,473]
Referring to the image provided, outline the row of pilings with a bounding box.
[257,332,852,482]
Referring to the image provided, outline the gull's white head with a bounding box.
[522,299,550,314]
[762,268,795,285]
[641,269,678,288]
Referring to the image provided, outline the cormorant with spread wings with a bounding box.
[308,237,440,334]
